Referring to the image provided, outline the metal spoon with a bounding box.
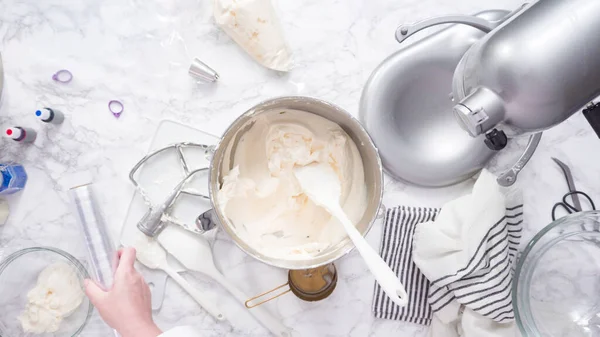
[294,163,408,307]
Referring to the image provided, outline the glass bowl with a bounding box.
[514,211,600,336]
[0,247,93,337]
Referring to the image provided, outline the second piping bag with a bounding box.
[213,0,292,71]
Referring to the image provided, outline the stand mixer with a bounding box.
[397,0,600,149]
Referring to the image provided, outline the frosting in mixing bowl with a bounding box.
[19,262,84,334]
[218,109,367,260]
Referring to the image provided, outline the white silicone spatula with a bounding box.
[133,234,226,321]
[294,163,408,307]
[158,226,292,337]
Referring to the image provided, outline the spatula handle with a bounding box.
[164,268,226,321]
[334,209,409,307]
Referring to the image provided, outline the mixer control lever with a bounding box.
[484,129,508,151]
[583,102,600,139]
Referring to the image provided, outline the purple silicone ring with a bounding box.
[52,69,73,83]
[108,100,124,118]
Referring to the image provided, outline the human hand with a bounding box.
[85,247,162,337]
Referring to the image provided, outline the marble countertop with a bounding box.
[1,0,600,336]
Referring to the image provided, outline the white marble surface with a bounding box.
[1,0,600,336]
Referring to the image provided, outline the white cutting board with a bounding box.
[120,120,219,310]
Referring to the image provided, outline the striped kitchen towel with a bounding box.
[413,169,523,325]
[426,204,523,323]
[372,206,439,325]
[373,170,523,327]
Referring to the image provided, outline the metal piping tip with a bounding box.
[189,57,219,83]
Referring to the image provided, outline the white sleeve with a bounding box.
[159,326,198,337]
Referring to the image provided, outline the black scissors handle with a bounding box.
[552,191,597,221]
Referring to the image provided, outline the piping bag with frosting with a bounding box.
[213,0,292,71]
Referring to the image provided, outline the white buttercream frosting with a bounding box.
[19,262,84,334]
[213,0,292,71]
[218,109,367,260]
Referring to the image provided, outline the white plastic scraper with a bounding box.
[158,226,292,337]
[294,163,408,307]
[133,233,226,321]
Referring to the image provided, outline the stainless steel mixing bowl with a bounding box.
[206,96,384,270]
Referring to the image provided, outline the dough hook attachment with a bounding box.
[129,142,216,237]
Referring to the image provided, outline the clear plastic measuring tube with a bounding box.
[69,183,120,336]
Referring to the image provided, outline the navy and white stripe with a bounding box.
[372,206,438,325]
[428,204,524,323]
